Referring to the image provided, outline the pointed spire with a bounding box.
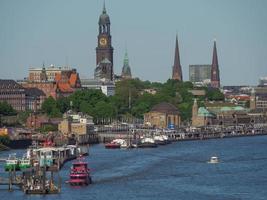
[124,47,129,65]
[175,35,180,65]
[172,34,183,81]
[211,39,220,88]
[121,48,132,79]
[212,40,218,68]
[42,61,45,69]
[102,0,106,14]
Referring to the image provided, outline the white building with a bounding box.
[81,79,115,96]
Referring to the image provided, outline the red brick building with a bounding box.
[24,66,81,99]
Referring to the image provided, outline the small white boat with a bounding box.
[208,156,219,164]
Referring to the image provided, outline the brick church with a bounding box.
[94,3,114,81]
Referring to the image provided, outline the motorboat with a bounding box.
[138,137,157,148]
[4,153,19,171]
[120,140,132,149]
[208,156,219,164]
[67,157,92,186]
[19,154,31,170]
[105,139,121,149]
[153,135,166,145]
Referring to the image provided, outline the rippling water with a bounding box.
[1,136,267,200]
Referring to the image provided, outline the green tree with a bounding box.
[69,89,108,111]
[0,135,10,145]
[41,96,61,117]
[79,101,94,116]
[131,102,150,118]
[94,101,116,124]
[206,88,224,101]
[0,101,16,116]
[17,110,30,125]
[178,102,193,121]
[57,97,70,113]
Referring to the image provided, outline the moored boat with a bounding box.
[153,135,167,145]
[5,153,20,171]
[138,137,157,148]
[19,154,31,170]
[162,135,171,144]
[105,139,121,149]
[114,139,132,149]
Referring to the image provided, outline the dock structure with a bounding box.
[21,165,61,194]
[96,124,267,143]
[0,158,61,194]
[0,167,23,191]
[0,167,61,193]
[0,144,88,194]
[165,124,267,141]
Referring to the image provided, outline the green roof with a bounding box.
[233,106,245,111]
[220,106,232,112]
[198,107,214,117]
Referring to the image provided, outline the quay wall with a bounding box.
[96,126,267,143]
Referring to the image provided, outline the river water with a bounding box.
[1,136,267,200]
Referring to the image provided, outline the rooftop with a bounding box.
[0,79,24,90]
[25,87,46,97]
[150,102,179,114]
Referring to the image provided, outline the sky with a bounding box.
[0,0,267,86]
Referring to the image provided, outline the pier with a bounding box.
[0,144,88,194]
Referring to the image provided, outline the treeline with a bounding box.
[41,79,224,123]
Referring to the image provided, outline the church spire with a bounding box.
[121,48,132,79]
[96,0,113,81]
[210,39,220,88]
[172,34,183,81]
[102,0,106,14]
[124,49,129,66]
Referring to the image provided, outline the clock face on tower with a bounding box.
[99,37,107,46]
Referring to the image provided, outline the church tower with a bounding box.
[172,35,183,81]
[192,99,199,127]
[210,40,220,88]
[95,2,114,81]
[121,49,132,79]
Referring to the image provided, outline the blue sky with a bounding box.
[0,0,267,85]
